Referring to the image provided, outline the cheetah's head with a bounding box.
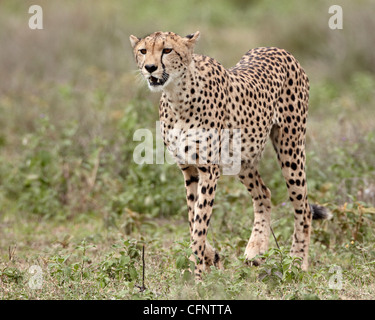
[129,31,200,92]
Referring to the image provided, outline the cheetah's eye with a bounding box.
[163,48,173,54]
[139,49,147,55]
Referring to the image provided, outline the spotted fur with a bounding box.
[130,31,330,279]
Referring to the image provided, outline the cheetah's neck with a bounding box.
[162,60,202,117]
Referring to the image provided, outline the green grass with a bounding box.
[1,0,375,300]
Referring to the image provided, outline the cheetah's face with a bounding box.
[130,31,200,92]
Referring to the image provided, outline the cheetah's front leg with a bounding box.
[238,167,272,265]
[186,165,220,279]
[181,166,200,237]
[181,165,221,276]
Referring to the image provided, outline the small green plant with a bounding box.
[75,240,96,281]
[173,240,195,282]
[97,239,141,287]
[48,253,73,285]
[47,240,98,287]
[256,247,303,285]
[0,267,23,285]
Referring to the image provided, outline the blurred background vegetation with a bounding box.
[0,0,374,299]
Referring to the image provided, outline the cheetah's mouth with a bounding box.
[148,72,169,87]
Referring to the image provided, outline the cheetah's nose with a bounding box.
[145,64,158,74]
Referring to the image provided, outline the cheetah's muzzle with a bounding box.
[148,72,169,87]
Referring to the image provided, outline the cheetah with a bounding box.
[129,31,331,279]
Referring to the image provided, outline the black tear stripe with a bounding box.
[160,51,170,83]
[160,52,166,71]
[174,49,183,61]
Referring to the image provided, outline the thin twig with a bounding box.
[142,244,145,291]
[86,147,103,193]
[270,226,280,250]
[136,244,146,292]
[8,244,17,262]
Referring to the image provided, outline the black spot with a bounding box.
[214,253,220,264]
[186,177,198,186]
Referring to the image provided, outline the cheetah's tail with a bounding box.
[310,204,333,220]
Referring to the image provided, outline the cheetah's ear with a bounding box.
[184,31,200,48]
[129,35,141,48]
